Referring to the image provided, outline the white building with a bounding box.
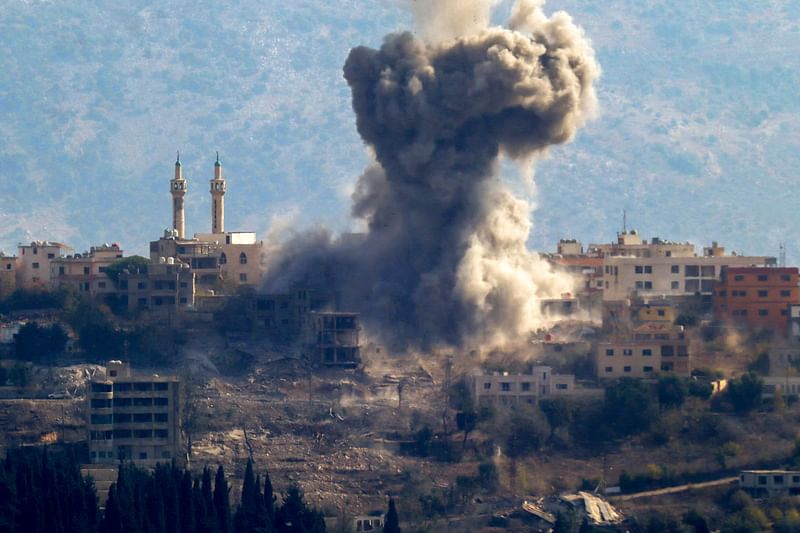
[16,241,71,289]
[472,367,587,407]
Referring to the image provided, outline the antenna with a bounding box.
[780,242,786,268]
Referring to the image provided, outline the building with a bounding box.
[87,361,182,466]
[154,155,265,290]
[713,266,799,333]
[0,253,17,298]
[253,286,336,340]
[120,259,195,316]
[599,248,775,301]
[595,323,691,379]
[50,244,124,300]
[588,231,696,259]
[306,311,360,367]
[740,470,800,496]
[16,241,71,289]
[472,367,580,407]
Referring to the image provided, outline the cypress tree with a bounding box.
[201,467,217,533]
[263,469,275,526]
[179,471,195,533]
[214,465,230,533]
[0,462,18,533]
[102,484,123,533]
[383,499,400,533]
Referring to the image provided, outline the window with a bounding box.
[501,382,511,392]
[137,282,146,290]
[642,349,652,356]
[644,281,653,289]
[139,452,148,460]
[113,398,132,407]
[240,273,247,282]
[644,266,652,274]
[635,266,643,274]
[701,266,715,277]
[685,279,700,292]
[758,290,768,297]
[114,429,132,439]
[781,290,791,297]
[521,382,531,392]
[793,476,800,483]
[154,413,168,422]
[134,382,152,391]
[91,383,112,393]
[685,265,700,277]
[758,476,767,485]
[219,252,227,265]
[134,429,153,439]
[180,282,188,288]
[98,282,106,289]
[555,383,568,390]
[643,366,653,372]
[32,262,39,269]
[154,382,168,391]
[90,414,112,424]
[774,475,785,485]
[623,366,632,373]
[657,310,665,316]
[734,275,744,281]
[113,413,131,423]
[133,398,153,407]
[604,367,613,373]
[154,430,168,439]
[605,349,614,356]
[782,275,791,282]
[635,281,644,289]
[718,290,727,297]
[671,281,679,290]
[239,252,247,265]
[483,382,491,390]
[91,399,111,408]
[623,349,633,356]
[661,345,674,357]
[758,309,769,316]
[133,413,152,423]
[47,253,54,259]
[758,275,768,282]
[154,397,169,406]
[782,310,789,316]
[670,265,680,274]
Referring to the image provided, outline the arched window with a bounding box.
[239,252,247,265]
[219,252,227,265]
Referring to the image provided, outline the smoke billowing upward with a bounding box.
[262,0,600,352]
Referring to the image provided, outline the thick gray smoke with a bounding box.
[262,0,599,352]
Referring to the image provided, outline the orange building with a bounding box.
[713,267,799,333]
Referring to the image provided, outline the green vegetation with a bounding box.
[13,321,68,361]
[103,256,149,286]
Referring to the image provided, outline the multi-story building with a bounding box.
[472,367,580,407]
[0,253,17,298]
[587,231,696,259]
[120,259,195,316]
[306,311,360,367]
[599,247,775,301]
[740,470,800,496]
[712,267,799,333]
[50,244,124,299]
[87,361,182,466]
[595,323,691,379]
[16,241,71,289]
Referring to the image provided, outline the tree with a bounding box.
[478,462,499,493]
[275,485,326,533]
[657,375,688,410]
[603,378,657,437]
[683,509,710,533]
[727,372,763,414]
[505,405,550,457]
[14,322,68,361]
[104,256,149,286]
[539,398,574,441]
[214,465,230,533]
[554,510,578,533]
[383,498,400,533]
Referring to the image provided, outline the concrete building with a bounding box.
[595,323,691,379]
[599,248,775,301]
[0,253,17,298]
[16,241,71,289]
[120,259,195,316]
[306,311,360,367]
[472,367,582,407]
[762,376,800,399]
[50,244,124,299]
[713,266,799,333]
[253,286,336,341]
[740,470,800,496]
[87,361,182,466]
[588,231,696,259]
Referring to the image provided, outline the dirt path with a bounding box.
[612,476,738,501]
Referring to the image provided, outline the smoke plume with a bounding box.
[262,0,600,352]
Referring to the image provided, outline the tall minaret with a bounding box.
[170,152,187,239]
[210,151,226,234]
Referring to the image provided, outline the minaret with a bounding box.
[170,152,187,239]
[210,151,226,234]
